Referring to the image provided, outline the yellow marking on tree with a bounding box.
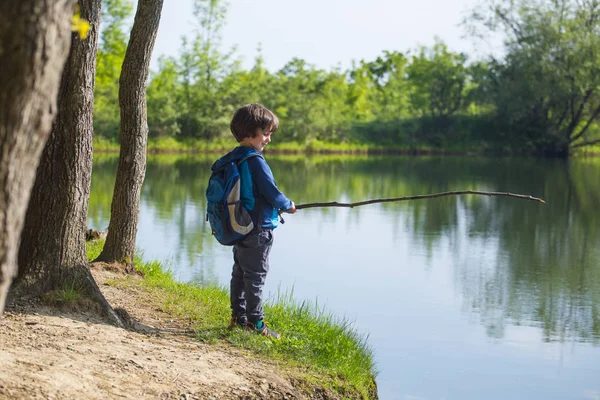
[71,5,90,39]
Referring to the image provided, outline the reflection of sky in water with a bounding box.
[136,201,220,284]
[89,157,600,400]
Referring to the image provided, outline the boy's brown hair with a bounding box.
[230,104,279,142]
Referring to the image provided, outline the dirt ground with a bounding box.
[0,265,338,400]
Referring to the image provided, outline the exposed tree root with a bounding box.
[10,264,124,329]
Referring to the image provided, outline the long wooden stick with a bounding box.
[295,190,546,210]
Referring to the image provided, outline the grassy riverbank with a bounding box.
[86,241,377,398]
[93,135,473,155]
[94,135,600,157]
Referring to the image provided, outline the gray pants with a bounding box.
[230,229,273,323]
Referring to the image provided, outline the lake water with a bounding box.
[88,154,600,400]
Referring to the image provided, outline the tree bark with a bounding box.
[0,0,75,313]
[95,0,164,269]
[13,0,123,325]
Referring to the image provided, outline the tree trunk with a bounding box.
[12,0,124,325]
[95,0,164,269]
[0,0,75,313]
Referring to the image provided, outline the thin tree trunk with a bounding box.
[569,103,600,146]
[95,0,164,269]
[564,89,593,142]
[13,0,123,326]
[0,0,75,313]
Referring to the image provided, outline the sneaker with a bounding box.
[246,320,281,340]
[228,315,247,330]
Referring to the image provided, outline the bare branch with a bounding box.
[570,103,600,143]
[566,89,593,139]
[495,7,525,43]
[296,190,546,210]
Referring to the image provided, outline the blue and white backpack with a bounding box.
[205,151,262,245]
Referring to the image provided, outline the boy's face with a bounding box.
[242,128,272,152]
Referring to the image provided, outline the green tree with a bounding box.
[272,58,328,142]
[96,0,164,268]
[221,45,271,108]
[347,60,377,123]
[312,68,352,141]
[470,0,600,155]
[94,0,133,139]
[177,0,237,139]
[147,56,182,137]
[364,51,411,121]
[406,41,468,122]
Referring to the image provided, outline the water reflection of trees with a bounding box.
[437,158,600,343]
[89,154,219,282]
[89,154,600,343]
[88,154,118,229]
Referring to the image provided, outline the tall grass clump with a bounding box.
[230,289,377,397]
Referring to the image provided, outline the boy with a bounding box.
[226,103,296,339]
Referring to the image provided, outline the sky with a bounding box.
[150,0,504,72]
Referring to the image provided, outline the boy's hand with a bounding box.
[285,202,297,214]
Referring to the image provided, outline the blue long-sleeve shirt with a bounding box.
[220,146,292,230]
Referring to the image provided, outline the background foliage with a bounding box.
[94,0,600,156]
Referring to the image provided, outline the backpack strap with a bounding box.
[236,152,264,233]
[236,152,262,166]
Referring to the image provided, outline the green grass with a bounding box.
[271,139,371,154]
[93,135,466,155]
[41,280,83,305]
[229,289,377,395]
[94,136,246,153]
[86,239,105,260]
[573,144,600,156]
[55,280,82,303]
[86,240,377,398]
[92,136,119,152]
